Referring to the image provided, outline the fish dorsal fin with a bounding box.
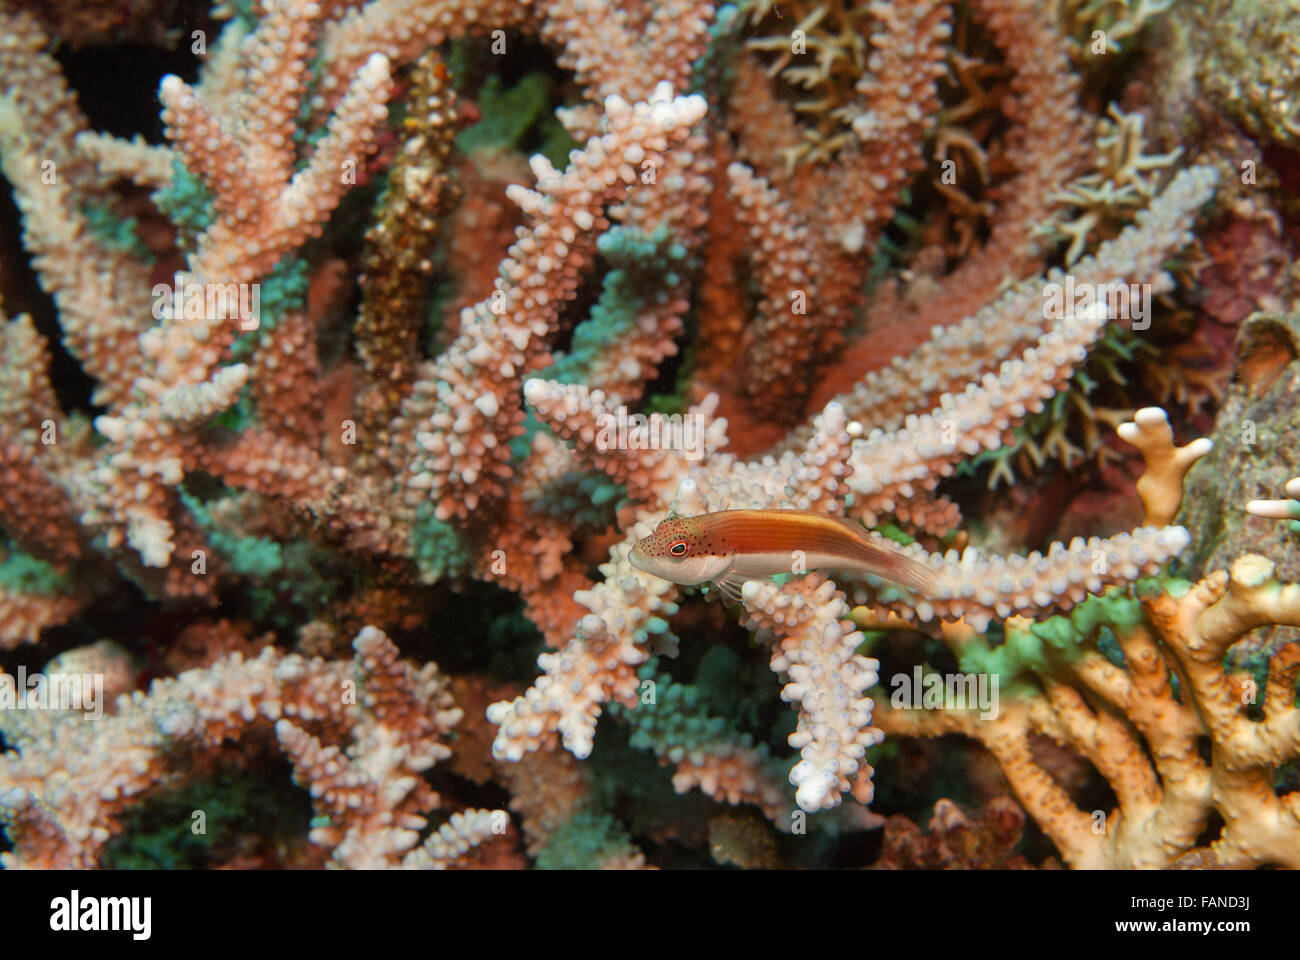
[826,514,870,538]
[656,510,680,530]
[815,513,892,551]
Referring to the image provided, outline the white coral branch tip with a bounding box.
[1247,500,1295,520]
[1247,478,1300,519]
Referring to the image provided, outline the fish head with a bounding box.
[629,514,733,585]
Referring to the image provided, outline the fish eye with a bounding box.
[668,539,689,558]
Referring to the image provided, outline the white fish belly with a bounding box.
[728,550,862,578]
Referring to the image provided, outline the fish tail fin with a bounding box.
[874,549,939,596]
[850,533,940,597]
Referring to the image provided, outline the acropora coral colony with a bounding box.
[0,0,1297,870]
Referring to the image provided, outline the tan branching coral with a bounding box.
[873,421,1300,867]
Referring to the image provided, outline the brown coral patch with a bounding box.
[1234,312,1299,395]
[871,796,1054,869]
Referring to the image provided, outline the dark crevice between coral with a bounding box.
[401,580,543,684]
[447,32,568,106]
[1191,808,1225,859]
[100,754,314,869]
[640,310,694,414]
[661,600,792,745]
[547,255,605,359]
[871,734,983,816]
[586,722,721,869]
[56,41,204,144]
[0,578,154,686]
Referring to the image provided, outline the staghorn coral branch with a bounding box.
[844,300,1119,525]
[250,311,324,443]
[521,379,728,503]
[541,0,714,139]
[0,313,60,440]
[399,84,707,522]
[39,3,398,575]
[72,131,174,190]
[0,626,502,868]
[486,566,677,761]
[354,50,459,446]
[163,50,393,287]
[195,429,409,558]
[742,575,885,812]
[0,434,84,568]
[0,581,83,651]
[793,164,1218,451]
[0,14,152,406]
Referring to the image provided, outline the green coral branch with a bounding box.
[0,545,75,597]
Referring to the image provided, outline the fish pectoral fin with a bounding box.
[710,568,780,605]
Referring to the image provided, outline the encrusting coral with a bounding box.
[0,0,1297,869]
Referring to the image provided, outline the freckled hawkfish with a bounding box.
[628,509,939,601]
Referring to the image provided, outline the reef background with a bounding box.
[0,0,1298,869]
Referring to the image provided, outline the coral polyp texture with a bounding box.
[0,0,1297,870]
